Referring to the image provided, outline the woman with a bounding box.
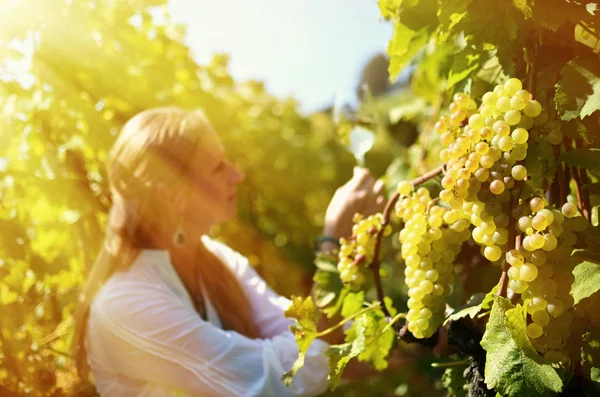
[72,107,387,397]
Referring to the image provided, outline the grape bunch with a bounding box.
[506,200,588,362]
[396,183,471,338]
[337,213,391,290]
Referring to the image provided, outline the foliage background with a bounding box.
[0,0,425,395]
[1,0,598,396]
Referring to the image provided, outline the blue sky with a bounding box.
[168,0,393,114]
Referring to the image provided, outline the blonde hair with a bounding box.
[72,107,259,380]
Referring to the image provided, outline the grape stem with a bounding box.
[498,190,519,298]
[431,359,469,368]
[370,164,446,319]
[315,304,380,337]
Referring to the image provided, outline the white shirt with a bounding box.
[86,236,329,397]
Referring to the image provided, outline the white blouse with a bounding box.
[86,236,330,397]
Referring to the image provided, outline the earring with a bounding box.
[173,216,186,246]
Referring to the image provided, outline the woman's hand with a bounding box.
[323,167,386,240]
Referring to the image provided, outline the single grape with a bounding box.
[510,95,527,110]
[505,78,523,95]
[484,245,502,261]
[527,323,544,339]
[504,109,522,125]
[511,128,529,144]
[520,263,538,282]
[530,197,545,212]
[490,180,505,195]
[511,165,527,180]
[496,96,511,113]
[561,202,578,218]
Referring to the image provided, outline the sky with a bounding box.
[167,0,394,114]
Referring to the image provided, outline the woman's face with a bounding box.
[180,129,244,232]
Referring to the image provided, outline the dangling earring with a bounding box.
[173,216,186,246]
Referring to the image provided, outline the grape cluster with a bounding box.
[396,183,471,338]
[337,213,391,290]
[507,200,588,362]
[435,79,560,264]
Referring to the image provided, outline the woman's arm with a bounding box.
[89,281,329,397]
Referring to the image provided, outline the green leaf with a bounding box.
[442,365,469,397]
[481,297,563,396]
[582,331,600,384]
[312,267,343,308]
[512,0,534,18]
[341,291,365,318]
[324,288,350,318]
[325,315,367,389]
[1,282,18,304]
[412,42,454,101]
[437,0,473,38]
[558,148,600,171]
[448,46,489,89]
[572,259,600,305]
[282,296,321,386]
[377,0,401,20]
[526,0,597,32]
[555,58,600,121]
[346,309,395,371]
[445,287,496,324]
[387,22,430,81]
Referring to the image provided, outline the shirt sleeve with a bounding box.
[206,239,296,338]
[90,281,329,397]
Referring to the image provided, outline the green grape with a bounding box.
[498,136,514,151]
[507,249,524,266]
[397,181,412,196]
[510,94,527,110]
[511,145,528,161]
[532,310,550,327]
[546,129,563,145]
[496,96,511,113]
[546,298,565,317]
[527,323,544,339]
[493,120,510,136]
[519,263,538,282]
[530,197,545,212]
[511,127,529,144]
[489,180,505,195]
[504,78,523,95]
[511,165,527,180]
[482,92,498,107]
[531,214,548,231]
[561,202,577,218]
[523,100,542,117]
[542,234,558,251]
[468,114,485,130]
[484,245,502,261]
[504,109,521,125]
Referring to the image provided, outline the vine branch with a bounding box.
[370,164,446,318]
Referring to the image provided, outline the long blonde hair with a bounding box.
[72,107,260,380]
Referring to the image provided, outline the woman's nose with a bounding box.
[231,165,245,184]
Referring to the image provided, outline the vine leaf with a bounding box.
[445,286,497,324]
[325,314,367,389]
[571,254,600,305]
[282,296,322,386]
[481,297,563,396]
[387,22,430,81]
[582,331,600,384]
[555,58,600,121]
